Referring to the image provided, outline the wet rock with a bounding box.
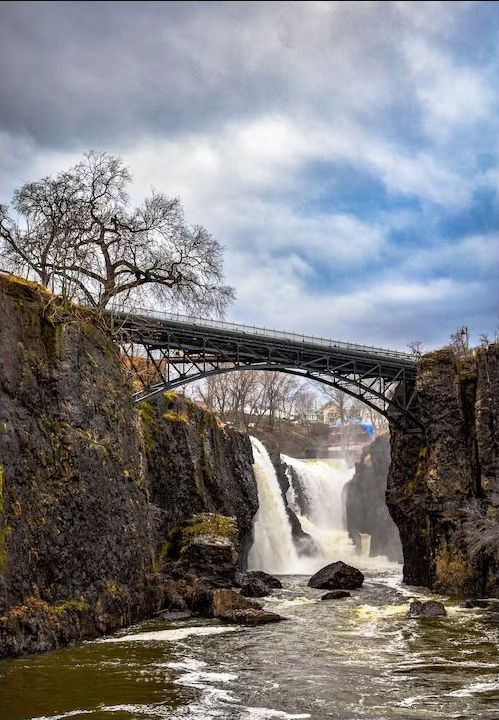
[240,577,269,598]
[220,608,284,625]
[236,570,283,597]
[321,590,351,600]
[188,579,217,616]
[308,561,364,590]
[409,600,447,618]
[146,576,187,612]
[211,588,260,618]
[211,588,283,625]
[236,571,283,589]
[154,610,192,621]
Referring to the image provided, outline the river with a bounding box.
[2,441,499,719]
[2,568,499,719]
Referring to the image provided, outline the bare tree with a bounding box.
[463,497,499,558]
[292,386,317,422]
[407,340,423,359]
[449,326,471,357]
[0,151,234,315]
[258,372,299,428]
[193,369,301,429]
[194,374,233,420]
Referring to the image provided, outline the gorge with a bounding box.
[1,274,499,720]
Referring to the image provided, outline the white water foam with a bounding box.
[249,441,401,575]
[100,625,240,643]
[247,437,301,574]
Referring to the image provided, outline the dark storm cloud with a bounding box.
[0,1,497,347]
[0,0,414,148]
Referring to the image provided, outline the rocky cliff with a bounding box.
[0,274,257,656]
[387,346,499,596]
[344,434,402,563]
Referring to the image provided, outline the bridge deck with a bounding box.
[110,307,417,375]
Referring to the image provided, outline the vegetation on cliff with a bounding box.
[0,274,258,657]
[387,343,499,596]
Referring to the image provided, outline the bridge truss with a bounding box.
[109,308,420,428]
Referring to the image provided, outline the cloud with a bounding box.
[0,1,497,349]
[404,36,496,139]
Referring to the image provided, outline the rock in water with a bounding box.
[220,608,284,625]
[238,571,283,589]
[211,589,284,625]
[240,577,270,598]
[236,570,283,597]
[308,561,364,590]
[409,600,446,618]
[461,598,499,610]
[321,590,351,600]
[211,588,261,616]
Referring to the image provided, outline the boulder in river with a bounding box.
[211,588,284,625]
[409,600,446,618]
[236,570,283,597]
[240,577,270,598]
[461,598,499,611]
[238,571,283,589]
[308,561,364,590]
[321,590,351,600]
[220,608,284,625]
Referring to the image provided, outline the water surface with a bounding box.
[2,569,499,720]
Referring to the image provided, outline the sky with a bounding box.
[0,0,498,350]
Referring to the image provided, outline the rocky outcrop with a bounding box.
[344,434,402,562]
[0,275,258,657]
[387,346,499,597]
[308,561,364,590]
[273,455,317,556]
[140,392,257,565]
[0,276,151,616]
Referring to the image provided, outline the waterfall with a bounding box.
[247,437,300,574]
[248,437,358,574]
[282,454,357,568]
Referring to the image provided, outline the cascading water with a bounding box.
[282,454,358,569]
[246,437,300,574]
[248,437,360,574]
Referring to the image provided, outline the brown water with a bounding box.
[2,568,499,720]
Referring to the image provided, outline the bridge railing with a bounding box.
[113,305,416,363]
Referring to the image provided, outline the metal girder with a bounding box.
[110,309,420,428]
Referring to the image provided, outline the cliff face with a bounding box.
[0,276,152,612]
[0,275,257,656]
[344,434,402,563]
[140,393,257,564]
[387,347,499,596]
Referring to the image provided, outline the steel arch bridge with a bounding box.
[108,307,420,428]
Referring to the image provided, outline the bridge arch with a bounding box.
[112,308,420,428]
[132,363,413,423]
